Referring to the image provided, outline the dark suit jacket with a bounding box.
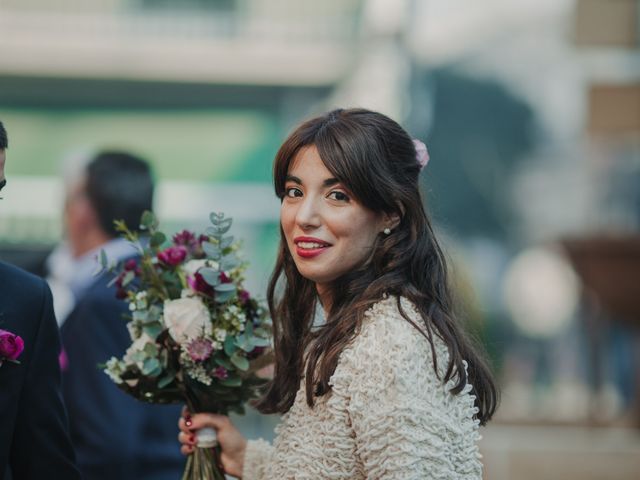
[60,267,184,480]
[0,261,80,480]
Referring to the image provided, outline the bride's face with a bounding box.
[280,145,385,292]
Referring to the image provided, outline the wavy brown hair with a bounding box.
[254,108,498,425]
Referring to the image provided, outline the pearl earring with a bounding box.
[383,228,391,235]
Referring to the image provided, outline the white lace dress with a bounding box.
[242,296,483,479]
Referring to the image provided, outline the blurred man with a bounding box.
[59,151,183,480]
[0,120,80,479]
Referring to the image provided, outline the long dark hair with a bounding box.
[254,108,498,425]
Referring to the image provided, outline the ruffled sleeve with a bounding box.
[331,298,482,479]
[242,438,274,480]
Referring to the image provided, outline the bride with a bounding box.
[178,108,498,479]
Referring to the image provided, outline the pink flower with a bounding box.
[59,348,69,371]
[412,139,430,170]
[157,246,188,266]
[213,366,228,380]
[0,329,24,361]
[187,338,213,362]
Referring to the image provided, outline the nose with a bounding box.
[295,195,321,230]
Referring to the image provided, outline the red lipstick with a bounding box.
[293,236,331,258]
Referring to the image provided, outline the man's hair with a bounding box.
[85,151,154,237]
[0,121,8,149]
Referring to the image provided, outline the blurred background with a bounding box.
[1,0,639,478]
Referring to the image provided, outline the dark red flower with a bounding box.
[124,259,138,271]
[219,271,232,284]
[247,346,265,360]
[157,246,188,266]
[187,272,214,295]
[213,366,228,380]
[173,230,197,249]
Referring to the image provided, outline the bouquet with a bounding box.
[101,211,271,480]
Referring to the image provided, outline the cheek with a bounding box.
[333,213,379,245]
[280,204,296,240]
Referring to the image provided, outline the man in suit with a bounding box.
[0,120,80,479]
[59,151,184,480]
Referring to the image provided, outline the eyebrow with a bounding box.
[285,175,340,187]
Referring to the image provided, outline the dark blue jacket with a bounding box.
[61,268,184,480]
[0,261,80,480]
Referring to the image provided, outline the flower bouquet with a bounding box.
[101,211,271,480]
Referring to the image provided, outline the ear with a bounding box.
[380,210,401,232]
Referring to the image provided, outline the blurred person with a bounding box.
[178,109,498,478]
[0,120,80,479]
[59,151,183,480]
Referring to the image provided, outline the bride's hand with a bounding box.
[178,406,247,478]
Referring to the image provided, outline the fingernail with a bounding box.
[189,435,195,443]
[185,419,192,427]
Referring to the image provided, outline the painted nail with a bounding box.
[189,435,195,443]
[185,419,192,427]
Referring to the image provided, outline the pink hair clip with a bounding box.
[412,139,430,170]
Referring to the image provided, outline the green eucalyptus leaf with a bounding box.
[122,270,136,287]
[143,322,163,339]
[205,226,219,237]
[202,242,221,260]
[220,236,235,249]
[150,231,166,248]
[157,371,175,388]
[209,212,222,225]
[215,224,232,235]
[219,376,242,387]
[218,217,232,230]
[132,310,148,321]
[251,337,271,348]
[214,357,233,369]
[199,268,221,287]
[254,327,271,338]
[143,342,158,357]
[230,353,249,371]
[142,358,161,376]
[223,335,236,357]
[237,339,254,353]
[99,249,108,268]
[140,210,158,230]
[214,283,236,303]
[220,256,240,271]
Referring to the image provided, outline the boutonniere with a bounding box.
[0,329,24,367]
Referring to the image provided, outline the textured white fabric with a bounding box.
[243,296,483,480]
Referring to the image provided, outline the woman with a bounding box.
[178,108,498,479]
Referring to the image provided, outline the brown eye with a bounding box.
[328,191,350,202]
[286,187,303,198]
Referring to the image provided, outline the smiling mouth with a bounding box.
[296,241,329,249]
[293,238,331,258]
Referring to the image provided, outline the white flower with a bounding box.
[126,322,140,341]
[163,297,212,343]
[214,328,227,342]
[123,332,155,369]
[105,357,124,384]
[183,259,218,277]
[128,302,136,312]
